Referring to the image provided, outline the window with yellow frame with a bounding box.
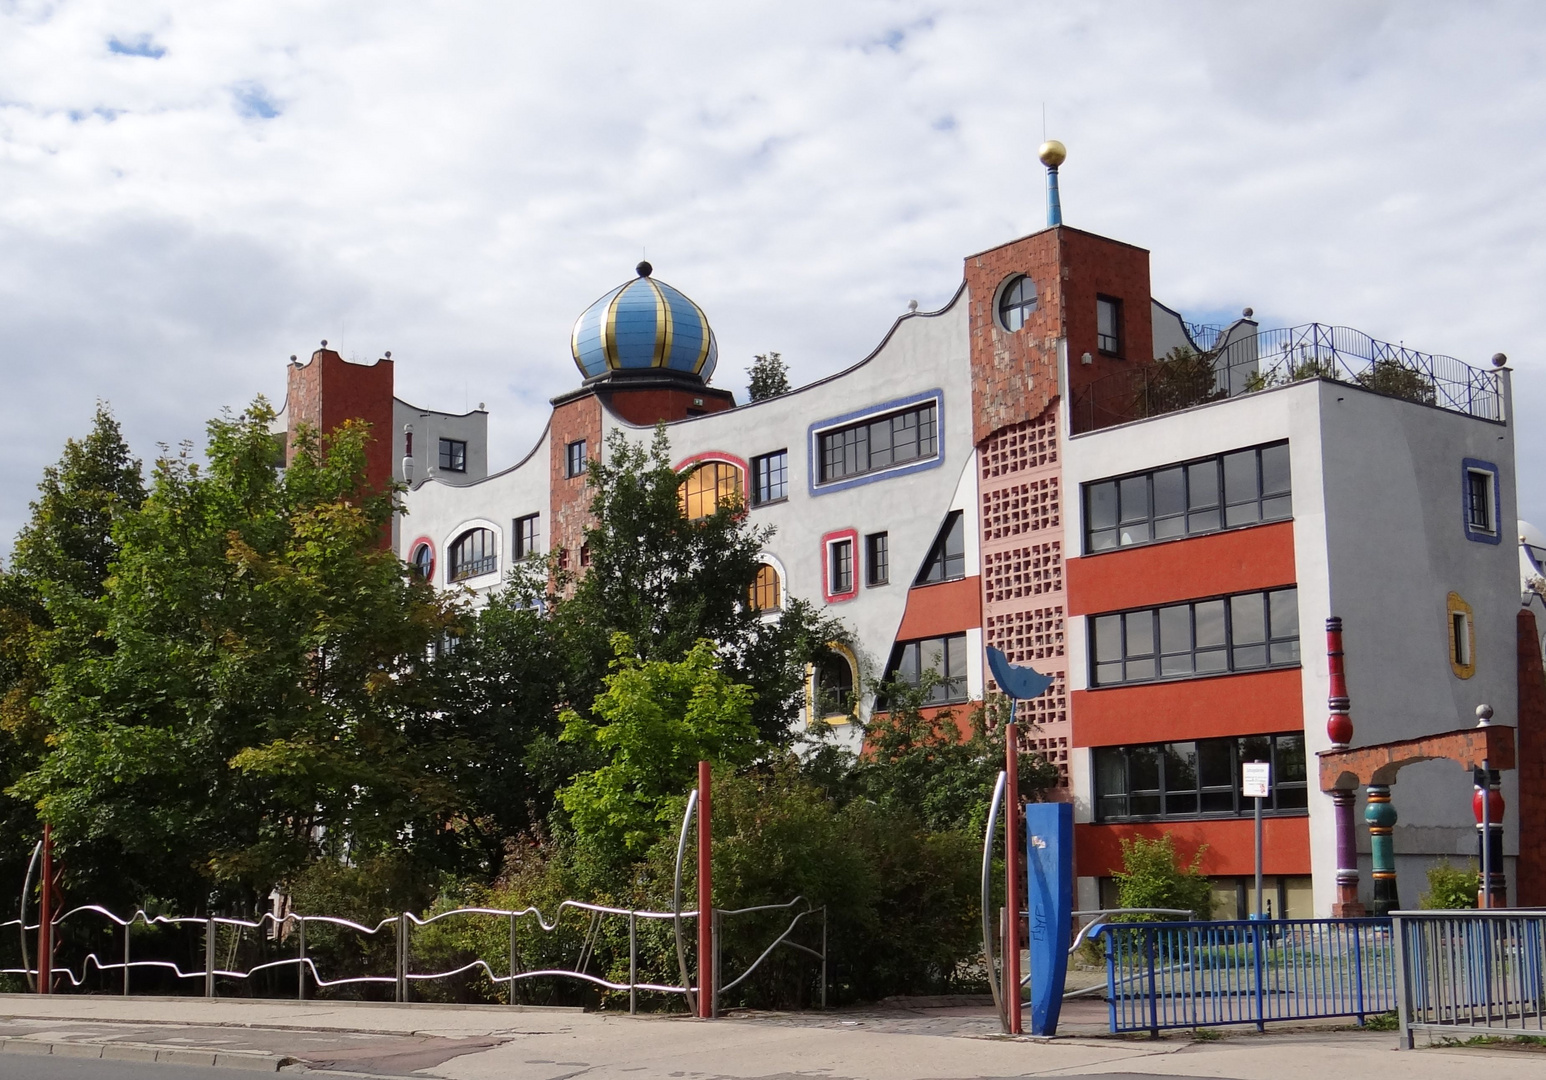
[1447,592,1476,679]
[680,461,743,520]
[749,563,781,612]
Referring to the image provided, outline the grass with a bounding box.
[1190,1027,1225,1041]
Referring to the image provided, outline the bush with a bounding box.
[1113,833,1212,920]
[1419,861,1479,910]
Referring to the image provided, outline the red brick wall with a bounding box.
[1518,608,1546,904]
[550,394,603,574]
[600,385,735,425]
[285,349,395,493]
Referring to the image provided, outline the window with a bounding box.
[449,528,497,582]
[1096,295,1123,355]
[1090,587,1299,687]
[1094,733,1308,821]
[404,431,414,457]
[750,563,782,612]
[752,450,788,505]
[409,542,434,580]
[439,438,467,473]
[997,275,1038,332]
[680,461,743,519]
[884,632,969,705]
[579,542,591,567]
[513,514,540,560]
[812,649,856,719]
[829,538,854,596]
[866,532,890,586]
[1448,591,1476,678]
[916,510,965,584]
[818,402,938,484]
[1463,460,1500,543]
[565,439,587,479]
[1084,441,1291,553]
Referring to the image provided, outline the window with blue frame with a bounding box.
[1462,459,1500,544]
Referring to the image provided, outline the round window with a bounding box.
[997,275,1037,332]
[410,542,434,580]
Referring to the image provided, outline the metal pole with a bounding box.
[39,824,51,995]
[205,917,216,998]
[629,911,638,1016]
[509,913,519,1006]
[123,919,131,996]
[297,918,307,1001]
[1481,758,1493,909]
[821,906,828,1010]
[980,771,1007,1029]
[711,909,722,1019]
[1254,794,1264,919]
[1003,700,1022,1035]
[697,760,712,1019]
[396,913,407,1003]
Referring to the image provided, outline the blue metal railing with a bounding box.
[1094,918,1396,1034]
[1394,910,1546,1049]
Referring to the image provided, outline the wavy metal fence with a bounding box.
[1094,917,1397,1035]
[1394,910,1546,1048]
[1070,323,1503,435]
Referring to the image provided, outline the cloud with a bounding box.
[107,34,165,59]
[0,0,1544,552]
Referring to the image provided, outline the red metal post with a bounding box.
[696,760,712,1018]
[38,823,52,995]
[1003,705,1022,1035]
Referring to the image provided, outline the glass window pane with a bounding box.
[1119,519,1152,546]
[1262,494,1292,521]
[1270,640,1301,665]
[1187,507,1221,534]
[1269,588,1299,641]
[1166,793,1198,815]
[945,633,966,679]
[1095,748,1127,798]
[919,637,945,679]
[1158,605,1191,655]
[1095,662,1123,686]
[1090,529,1118,552]
[1188,461,1220,509]
[1129,746,1160,791]
[1198,739,1234,787]
[1239,735,1271,770]
[1160,653,1193,676]
[1223,450,1258,506]
[898,642,919,684]
[1093,615,1123,661]
[1260,443,1291,496]
[1165,743,1198,793]
[1154,515,1185,540]
[1195,647,1228,674]
[1125,612,1155,657]
[1195,600,1226,647]
[1153,467,1185,518]
[1231,593,1266,644]
[1201,790,1235,813]
[1232,644,1267,669]
[1124,657,1155,681]
[1274,734,1307,783]
[1275,786,1308,810]
[1098,795,1127,821]
[1226,501,1261,527]
[1118,476,1149,524]
[1130,794,1161,816]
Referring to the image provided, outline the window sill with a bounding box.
[866,580,890,589]
[1082,516,1294,558]
[1089,662,1302,691]
[910,574,968,589]
[1092,808,1309,825]
[751,496,789,508]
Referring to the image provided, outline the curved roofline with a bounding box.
[599,280,968,429]
[393,396,489,420]
[408,414,552,491]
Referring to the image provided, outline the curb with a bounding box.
[0,1037,288,1071]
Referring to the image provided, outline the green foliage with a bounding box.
[1113,833,1213,920]
[1355,358,1437,405]
[1245,353,1342,392]
[1419,860,1479,910]
[1135,347,1227,417]
[747,351,791,400]
[558,637,758,861]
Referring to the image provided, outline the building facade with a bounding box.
[276,196,1535,917]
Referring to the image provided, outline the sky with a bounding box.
[2,1,1545,553]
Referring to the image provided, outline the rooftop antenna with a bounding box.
[1039,138,1066,227]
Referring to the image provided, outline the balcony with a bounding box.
[1069,323,1503,435]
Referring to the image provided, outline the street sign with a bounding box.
[1242,761,1271,799]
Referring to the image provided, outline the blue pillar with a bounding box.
[1025,801,1073,1036]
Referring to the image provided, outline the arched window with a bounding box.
[997,274,1037,332]
[409,542,434,581]
[749,563,781,612]
[812,648,856,720]
[449,528,497,582]
[680,461,743,520]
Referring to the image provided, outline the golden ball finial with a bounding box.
[1038,140,1067,168]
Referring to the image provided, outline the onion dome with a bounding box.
[571,262,718,381]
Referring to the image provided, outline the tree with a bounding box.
[747,351,791,401]
[1419,860,1479,909]
[1113,833,1212,920]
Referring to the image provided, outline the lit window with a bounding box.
[812,649,856,719]
[997,275,1038,332]
[513,514,540,560]
[439,438,467,473]
[828,538,854,596]
[752,450,788,505]
[916,511,965,584]
[409,542,434,581]
[449,528,497,581]
[884,633,969,705]
[1090,587,1299,687]
[866,532,889,586]
[680,461,743,520]
[750,563,782,612]
[818,402,938,484]
[1094,733,1308,821]
[1096,295,1123,355]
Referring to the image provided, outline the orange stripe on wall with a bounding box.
[896,576,982,639]
[1075,816,1311,878]
[1067,521,1296,615]
[1071,667,1304,747]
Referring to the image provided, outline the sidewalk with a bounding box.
[1,993,1539,1079]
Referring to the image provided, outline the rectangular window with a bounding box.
[884,632,969,705]
[1090,587,1299,687]
[817,402,938,484]
[1452,611,1471,667]
[829,538,854,596]
[1467,469,1494,532]
[439,438,467,473]
[566,439,587,479]
[866,532,890,586]
[1096,295,1123,355]
[752,450,789,505]
[1084,441,1291,553]
[1093,733,1308,821]
[513,513,540,560]
[915,510,965,584]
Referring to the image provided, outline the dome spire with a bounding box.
[571,266,718,382]
[1039,140,1066,227]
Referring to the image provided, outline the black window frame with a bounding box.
[565,439,588,479]
[513,513,540,560]
[409,542,433,580]
[915,510,965,585]
[448,527,498,582]
[883,632,970,706]
[1090,586,1300,688]
[752,449,789,506]
[1083,441,1292,554]
[1466,468,1494,532]
[829,537,855,596]
[813,649,856,719]
[866,531,890,587]
[1093,732,1309,822]
[817,402,938,484]
[1096,295,1123,355]
[997,274,1038,332]
[439,437,467,473]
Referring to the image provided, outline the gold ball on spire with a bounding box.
[1038,139,1067,168]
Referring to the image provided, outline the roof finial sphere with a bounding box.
[637,260,653,278]
[1038,139,1067,168]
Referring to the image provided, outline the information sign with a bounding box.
[1242,761,1271,799]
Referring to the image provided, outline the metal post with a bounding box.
[629,910,638,1016]
[1251,916,1265,1032]
[297,917,307,1001]
[396,913,407,1003]
[1254,794,1264,919]
[697,760,712,1019]
[38,823,51,995]
[123,920,131,996]
[820,906,828,1010]
[205,917,216,998]
[509,913,519,1006]
[711,908,722,1019]
[1003,699,1023,1035]
[1481,760,1493,909]
[1392,915,1414,1049]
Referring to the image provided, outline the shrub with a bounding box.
[1113,833,1212,920]
[1419,861,1479,910]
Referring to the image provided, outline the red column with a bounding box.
[38,823,52,995]
[696,760,712,1018]
[1004,710,1022,1035]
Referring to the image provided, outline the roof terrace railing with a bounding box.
[1069,323,1503,435]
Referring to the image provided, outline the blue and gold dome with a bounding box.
[571,262,718,382]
